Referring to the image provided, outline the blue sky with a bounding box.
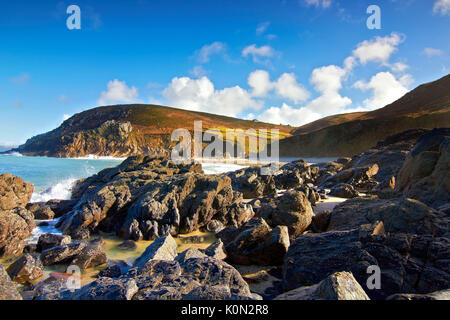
[0,0,449,146]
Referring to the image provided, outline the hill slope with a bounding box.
[279,74,450,157]
[13,104,293,158]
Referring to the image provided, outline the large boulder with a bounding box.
[226,166,276,199]
[70,277,138,300]
[37,234,72,252]
[275,271,370,300]
[283,227,450,299]
[71,239,107,270]
[259,190,313,238]
[328,197,448,236]
[218,218,290,266]
[329,183,359,198]
[40,242,87,266]
[0,173,34,210]
[133,235,178,269]
[274,160,318,190]
[396,128,450,209]
[0,207,35,258]
[6,253,44,284]
[0,263,22,300]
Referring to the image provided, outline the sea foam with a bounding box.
[31,178,77,202]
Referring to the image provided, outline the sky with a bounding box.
[0,0,449,146]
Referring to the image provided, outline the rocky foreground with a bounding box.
[0,128,449,300]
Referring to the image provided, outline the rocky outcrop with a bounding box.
[396,128,450,210]
[26,204,55,220]
[0,173,34,210]
[6,253,44,284]
[0,263,22,300]
[328,197,448,236]
[218,218,290,266]
[71,239,107,269]
[329,183,359,198]
[133,235,178,269]
[259,190,314,238]
[275,271,370,300]
[37,234,72,252]
[283,227,450,299]
[227,167,276,199]
[0,207,35,258]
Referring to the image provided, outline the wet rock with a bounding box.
[71,239,107,270]
[219,218,290,266]
[275,271,370,300]
[40,242,87,266]
[0,207,35,258]
[37,233,72,252]
[328,197,448,236]
[329,183,359,198]
[133,235,178,269]
[0,173,34,210]
[204,239,227,260]
[6,254,44,284]
[259,190,313,238]
[70,277,138,300]
[117,240,137,251]
[0,263,22,300]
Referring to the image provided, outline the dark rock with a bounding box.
[275,271,370,300]
[227,166,276,199]
[46,199,79,218]
[70,277,138,300]
[204,239,227,260]
[97,260,132,278]
[329,183,359,198]
[71,239,107,270]
[117,240,137,251]
[6,253,44,284]
[40,242,87,266]
[37,233,72,252]
[0,173,34,210]
[32,276,70,300]
[310,210,332,233]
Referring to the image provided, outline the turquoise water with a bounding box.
[0,154,123,201]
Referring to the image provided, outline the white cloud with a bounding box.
[162,76,262,117]
[97,79,139,105]
[390,62,409,73]
[242,44,276,64]
[305,0,332,8]
[10,73,31,84]
[423,47,444,57]
[352,32,403,65]
[433,0,450,15]
[195,42,226,63]
[256,22,270,35]
[190,65,209,78]
[257,103,321,126]
[247,70,310,103]
[353,72,410,110]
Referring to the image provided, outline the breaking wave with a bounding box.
[31,178,78,203]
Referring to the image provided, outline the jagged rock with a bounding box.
[27,203,55,220]
[226,167,276,199]
[310,210,332,233]
[283,228,450,299]
[37,234,72,252]
[133,235,178,269]
[40,242,87,266]
[0,173,34,210]
[259,190,313,238]
[396,128,450,210]
[70,277,138,300]
[175,248,207,264]
[275,271,370,300]
[329,183,359,198]
[179,235,205,244]
[218,218,290,266]
[204,239,227,260]
[97,260,132,278]
[6,254,44,284]
[328,197,448,236]
[274,160,318,190]
[321,164,379,191]
[0,207,35,258]
[133,275,200,300]
[387,289,450,300]
[71,239,107,270]
[45,199,78,218]
[0,263,22,300]
[32,276,70,300]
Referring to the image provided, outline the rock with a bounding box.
[71,239,107,270]
[275,271,370,300]
[274,160,318,190]
[219,218,290,266]
[387,289,450,300]
[206,220,224,233]
[6,254,44,284]
[183,285,237,300]
[32,276,70,300]
[179,235,205,244]
[328,197,448,236]
[117,240,137,251]
[329,183,359,198]
[0,263,22,300]
[40,242,87,266]
[97,260,132,278]
[396,129,450,210]
[0,207,35,258]
[0,173,34,210]
[46,199,78,218]
[34,206,55,220]
[259,190,313,238]
[24,243,37,253]
[310,210,332,233]
[204,239,227,260]
[133,275,200,300]
[283,228,450,299]
[37,234,72,252]
[322,165,379,191]
[227,167,276,199]
[175,248,207,264]
[70,277,138,300]
[133,235,178,269]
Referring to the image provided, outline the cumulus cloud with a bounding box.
[98,79,139,105]
[304,0,332,8]
[162,76,262,117]
[248,70,310,103]
[423,47,444,57]
[195,42,226,63]
[433,0,450,15]
[352,32,403,65]
[257,103,321,126]
[242,44,276,64]
[353,72,409,110]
